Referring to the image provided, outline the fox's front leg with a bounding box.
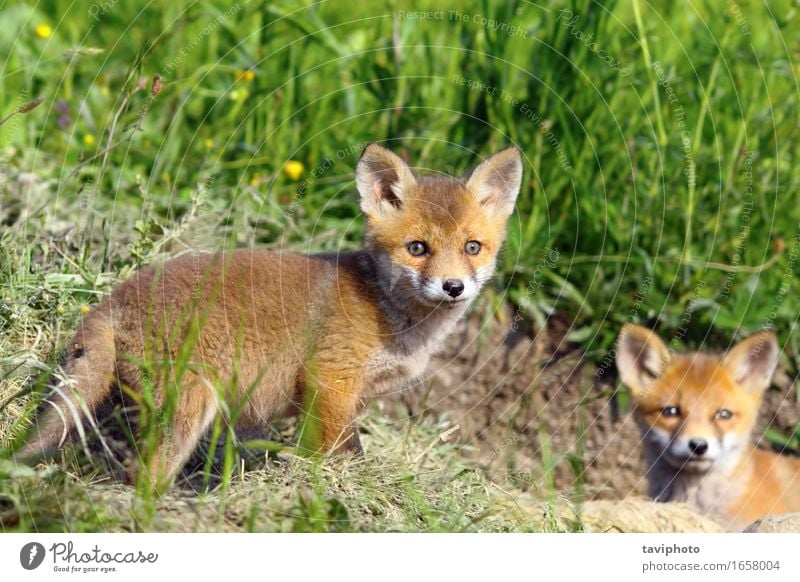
[298,363,364,455]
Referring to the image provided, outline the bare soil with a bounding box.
[390,309,800,501]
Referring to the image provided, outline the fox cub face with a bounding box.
[616,324,779,473]
[356,144,522,309]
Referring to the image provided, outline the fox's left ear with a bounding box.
[356,143,417,216]
[722,332,779,395]
[466,147,523,219]
[616,324,671,398]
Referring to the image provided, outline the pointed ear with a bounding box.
[356,143,417,216]
[616,324,671,398]
[466,147,523,219]
[721,332,779,395]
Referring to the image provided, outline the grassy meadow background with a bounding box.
[1,0,800,531]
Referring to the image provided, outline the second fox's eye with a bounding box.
[465,241,482,255]
[407,241,428,256]
[715,409,733,420]
[661,406,681,417]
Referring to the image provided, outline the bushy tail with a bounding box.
[16,306,116,461]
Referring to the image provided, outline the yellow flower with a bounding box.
[250,172,261,187]
[100,86,110,97]
[229,88,249,101]
[83,134,96,146]
[80,305,90,315]
[35,24,52,39]
[236,69,256,82]
[283,160,304,181]
[204,138,214,149]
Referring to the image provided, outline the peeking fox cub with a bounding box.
[617,324,800,529]
[16,144,522,490]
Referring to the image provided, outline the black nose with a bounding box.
[688,438,708,456]
[442,279,465,298]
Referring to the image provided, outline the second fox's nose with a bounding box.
[688,438,708,456]
[442,279,465,298]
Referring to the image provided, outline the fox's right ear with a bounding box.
[356,143,417,216]
[466,146,523,219]
[615,324,671,397]
[722,331,779,395]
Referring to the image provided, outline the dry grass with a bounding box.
[1,409,565,532]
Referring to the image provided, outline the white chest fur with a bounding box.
[364,303,467,395]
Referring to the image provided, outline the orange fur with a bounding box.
[17,144,523,490]
[617,324,800,529]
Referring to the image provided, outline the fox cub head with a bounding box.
[356,144,522,309]
[616,324,779,473]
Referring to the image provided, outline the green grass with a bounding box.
[2,0,800,531]
[0,411,560,532]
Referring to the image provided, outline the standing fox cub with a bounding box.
[617,324,800,529]
[16,144,522,490]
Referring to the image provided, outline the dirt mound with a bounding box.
[390,309,800,501]
[513,498,726,533]
[743,513,800,533]
[574,499,726,532]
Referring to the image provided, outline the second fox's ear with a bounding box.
[356,144,417,216]
[466,147,523,219]
[616,324,671,397]
[722,332,779,395]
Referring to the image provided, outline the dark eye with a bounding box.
[715,409,733,421]
[407,241,428,256]
[465,241,481,255]
[661,406,681,418]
